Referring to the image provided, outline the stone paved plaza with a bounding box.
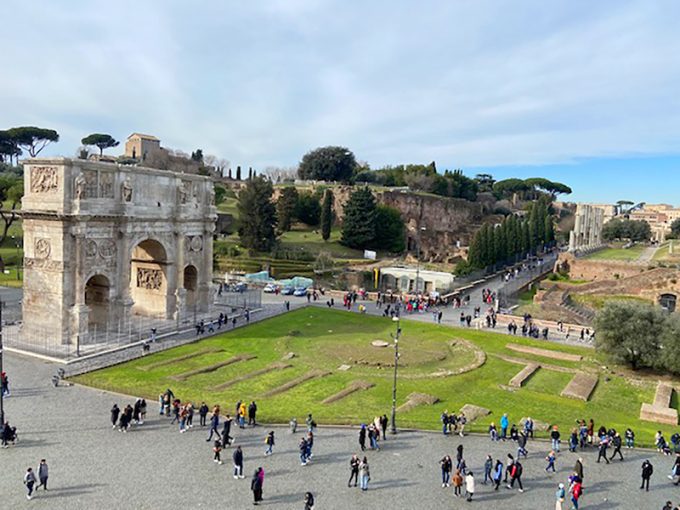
[2,351,680,509]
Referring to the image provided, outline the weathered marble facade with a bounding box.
[21,158,216,347]
[568,203,605,253]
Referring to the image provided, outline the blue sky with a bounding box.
[2,0,680,204]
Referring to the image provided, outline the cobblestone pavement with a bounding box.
[2,352,679,509]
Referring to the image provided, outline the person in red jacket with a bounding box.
[506,460,524,492]
[570,478,582,509]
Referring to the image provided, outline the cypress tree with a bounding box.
[340,187,377,249]
[228,168,232,179]
[320,189,333,241]
[237,176,277,251]
[248,167,253,180]
[236,166,242,180]
[276,186,299,232]
[467,232,481,269]
[544,214,555,245]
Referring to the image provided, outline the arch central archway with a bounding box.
[85,274,110,327]
[660,293,677,313]
[130,239,170,317]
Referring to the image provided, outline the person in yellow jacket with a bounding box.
[239,402,247,429]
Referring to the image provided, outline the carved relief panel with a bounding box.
[136,268,163,290]
[30,167,59,193]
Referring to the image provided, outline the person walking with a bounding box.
[251,467,264,505]
[570,478,582,509]
[248,401,258,426]
[545,450,556,473]
[299,437,309,466]
[206,407,221,442]
[641,459,654,491]
[440,455,452,487]
[221,415,233,447]
[233,446,245,479]
[110,404,120,429]
[610,432,624,461]
[465,471,475,501]
[213,440,223,464]
[492,459,503,491]
[36,459,48,491]
[304,491,315,509]
[555,482,565,510]
[507,460,524,492]
[348,455,360,487]
[517,431,528,458]
[358,425,367,452]
[597,435,610,464]
[452,469,463,497]
[24,467,37,500]
[199,402,209,427]
[380,414,388,440]
[359,457,370,492]
[264,431,275,456]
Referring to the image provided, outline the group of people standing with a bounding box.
[110,398,147,432]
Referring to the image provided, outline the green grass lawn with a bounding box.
[278,225,364,259]
[584,244,645,261]
[570,294,652,310]
[72,308,677,446]
[653,241,680,263]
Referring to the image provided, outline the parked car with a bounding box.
[282,286,295,295]
[293,287,308,297]
[263,283,278,293]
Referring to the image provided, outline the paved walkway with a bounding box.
[2,351,679,508]
[638,245,659,263]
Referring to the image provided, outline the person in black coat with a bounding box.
[110,404,120,429]
[304,492,315,510]
[251,467,263,505]
[221,415,233,447]
[610,433,624,461]
[198,402,209,427]
[641,459,653,491]
[233,446,244,479]
[359,425,366,451]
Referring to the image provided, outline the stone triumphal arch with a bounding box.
[21,158,216,349]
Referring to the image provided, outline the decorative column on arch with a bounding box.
[175,230,187,323]
[70,229,90,347]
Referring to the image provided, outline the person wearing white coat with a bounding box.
[465,472,475,501]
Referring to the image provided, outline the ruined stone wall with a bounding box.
[272,184,495,262]
[559,252,646,281]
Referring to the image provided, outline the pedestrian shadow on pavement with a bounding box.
[369,478,418,490]
[262,492,304,505]
[8,387,48,397]
[34,483,107,498]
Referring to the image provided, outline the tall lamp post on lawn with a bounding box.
[390,315,401,434]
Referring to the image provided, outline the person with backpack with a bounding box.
[597,435,610,464]
[641,459,654,491]
[348,455,360,487]
[264,431,275,456]
[507,460,524,492]
[440,455,452,487]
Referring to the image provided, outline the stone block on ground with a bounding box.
[561,372,598,401]
[640,403,678,426]
[397,392,440,413]
[372,340,390,348]
[653,382,674,408]
[507,343,582,362]
[459,404,490,423]
[509,363,540,388]
[322,380,375,404]
[282,352,296,360]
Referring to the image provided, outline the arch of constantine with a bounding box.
[20,158,216,350]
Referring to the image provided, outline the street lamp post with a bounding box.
[390,315,401,435]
